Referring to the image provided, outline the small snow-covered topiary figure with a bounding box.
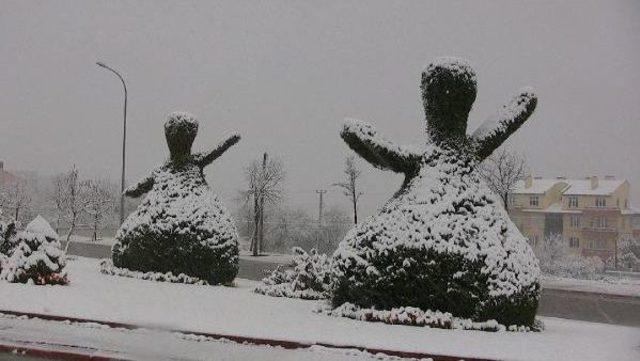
[112,111,241,285]
[332,57,540,327]
[0,216,68,285]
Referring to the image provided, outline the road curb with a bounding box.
[0,343,125,361]
[0,310,496,361]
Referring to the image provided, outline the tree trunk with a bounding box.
[257,152,267,255]
[502,193,509,212]
[258,195,264,255]
[64,215,76,254]
[352,196,358,224]
[93,216,98,242]
[14,207,19,222]
[251,194,259,256]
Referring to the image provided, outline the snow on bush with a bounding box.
[0,220,16,256]
[318,303,542,332]
[99,259,207,285]
[254,247,332,299]
[112,111,241,285]
[332,57,540,328]
[618,235,640,271]
[25,215,59,240]
[0,216,67,285]
[536,234,604,279]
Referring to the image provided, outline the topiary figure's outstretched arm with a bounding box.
[471,88,537,161]
[341,118,422,175]
[124,175,155,198]
[194,133,241,168]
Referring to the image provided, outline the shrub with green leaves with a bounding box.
[255,247,332,299]
[1,217,67,285]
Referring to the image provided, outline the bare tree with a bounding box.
[0,181,31,223]
[261,206,349,254]
[82,179,115,242]
[479,148,528,211]
[244,153,285,256]
[315,206,350,253]
[50,175,67,234]
[52,166,85,251]
[266,207,313,253]
[333,156,363,224]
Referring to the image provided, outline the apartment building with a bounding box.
[508,175,640,264]
[0,161,21,189]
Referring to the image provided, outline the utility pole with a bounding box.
[315,189,327,226]
[96,61,127,225]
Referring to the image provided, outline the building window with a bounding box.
[508,194,515,207]
[589,239,608,250]
[530,196,539,207]
[625,199,628,209]
[570,215,580,228]
[595,197,607,208]
[591,216,608,229]
[569,237,579,248]
[568,196,579,208]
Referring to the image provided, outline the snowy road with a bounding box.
[539,288,640,327]
[0,315,423,361]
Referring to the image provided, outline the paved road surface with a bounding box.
[62,241,640,327]
[539,288,640,327]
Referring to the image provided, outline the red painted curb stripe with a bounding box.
[0,309,499,361]
[0,344,126,361]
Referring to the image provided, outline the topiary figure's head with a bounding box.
[165,111,199,162]
[421,57,477,143]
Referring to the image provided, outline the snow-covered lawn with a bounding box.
[67,234,116,246]
[0,257,638,361]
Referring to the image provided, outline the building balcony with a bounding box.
[581,227,619,235]
[582,206,621,213]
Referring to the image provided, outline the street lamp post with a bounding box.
[96,61,127,225]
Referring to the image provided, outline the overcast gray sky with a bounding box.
[1,0,639,217]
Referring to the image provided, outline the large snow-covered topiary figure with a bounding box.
[112,111,241,285]
[332,57,540,327]
[0,216,67,285]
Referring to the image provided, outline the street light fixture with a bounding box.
[96,61,128,225]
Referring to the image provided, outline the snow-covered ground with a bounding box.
[65,234,116,246]
[0,257,638,361]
